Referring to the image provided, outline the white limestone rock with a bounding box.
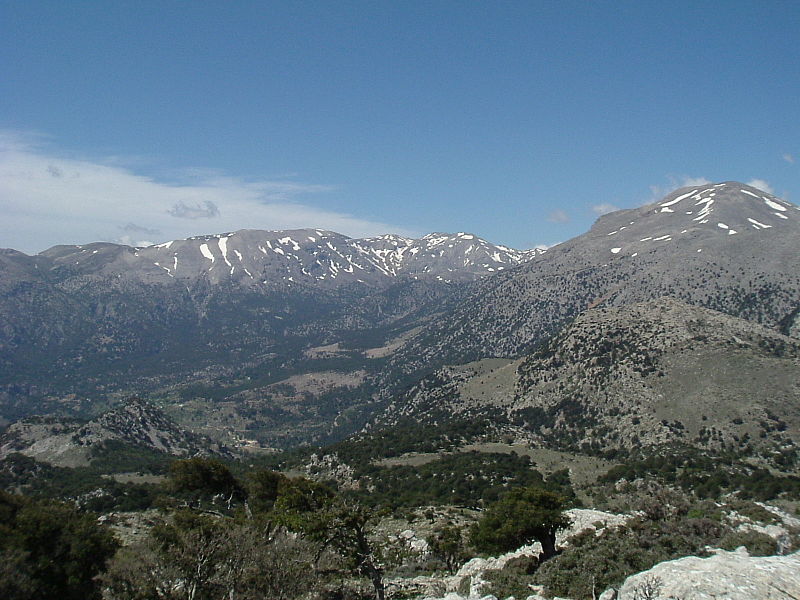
[614,548,800,599]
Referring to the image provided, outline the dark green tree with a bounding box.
[168,458,243,509]
[471,487,570,560]
[274,478,387,600]
[0,490,118,600]
[244,468,289,514]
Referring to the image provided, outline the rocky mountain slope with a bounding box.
[376,298,800,463]
[0,397,229,468]
[389,182,800,377]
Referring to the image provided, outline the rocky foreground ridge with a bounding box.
[409,505,800,600]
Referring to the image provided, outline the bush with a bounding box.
[533,514,736,599]
[718,530,777,556]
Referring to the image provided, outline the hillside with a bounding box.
[0,397,230,468]
[376,298,800,466]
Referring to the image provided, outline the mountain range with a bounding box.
[1,181,798,461]
[0,230,536,440]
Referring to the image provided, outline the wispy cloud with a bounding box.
[168,200,220,219]
[646,175,711,204]
[121,222,161,236]
[746,178,774,194]
[783,153,794,164]
[591,203,619,216]
[547,209,570,223]
[0,131,417,254]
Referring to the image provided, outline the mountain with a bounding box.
[0,397,230,468]
[38,229,537,287]
[374,297,800,464]
[0,230,536,444]
[388,182,800,378]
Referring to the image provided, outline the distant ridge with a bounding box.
[34,230,540,288]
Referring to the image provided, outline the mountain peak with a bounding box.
[588,181,798,259]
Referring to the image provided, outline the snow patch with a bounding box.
[764,198,786,211]
[199,244,215,262]
[747,218,772,229]
[661,189,697,207]
[218,237,232,267]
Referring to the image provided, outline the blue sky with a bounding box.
[1,1,798,253]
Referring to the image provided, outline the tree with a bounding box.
[167,458,243,510]
[0,490,118,600]
[471,487,570,561]
[99,513,317,600]
[429,524,468,573]
[274,478,387,600]
[244,468,288,515]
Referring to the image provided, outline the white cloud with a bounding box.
[646,175,711,204]
[592,203,619,216]
[746,179,774,194]
[0,132,417,254]
[783,153,794,164]
[547,209,570,223]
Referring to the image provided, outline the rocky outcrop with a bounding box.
[441,509,631,599]
[303,453,359,490]
[613,547,800,600]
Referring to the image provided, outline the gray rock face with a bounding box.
[391,182,800,373]
[614,548,800,600]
